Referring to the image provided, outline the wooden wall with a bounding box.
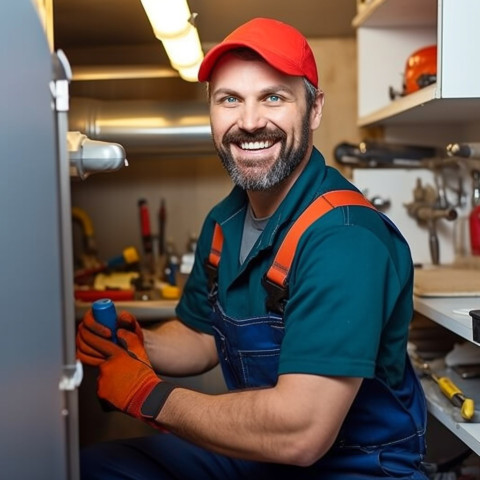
[71,37,360,262]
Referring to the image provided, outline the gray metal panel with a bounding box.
[0,1,77,478]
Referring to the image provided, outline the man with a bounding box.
[77,17,428,480]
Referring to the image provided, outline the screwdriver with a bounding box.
[412,354,475,421]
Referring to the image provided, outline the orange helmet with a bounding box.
[403,45,437,95]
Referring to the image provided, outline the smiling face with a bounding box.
[209,53,322,191]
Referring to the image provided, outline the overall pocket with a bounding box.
[211,302,284,389]
[238,347,281,388]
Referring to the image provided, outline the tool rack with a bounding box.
[354,0,480,458]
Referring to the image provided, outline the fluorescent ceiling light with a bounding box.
[163,25,203,69]
[72,65,178,81]
[140,0,191,38]
[140,0,204,82]
[179,60,204,82]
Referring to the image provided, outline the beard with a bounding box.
[213,113,311,191]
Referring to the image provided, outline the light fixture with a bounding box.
[140,0,204,82]
[178,59,203,82]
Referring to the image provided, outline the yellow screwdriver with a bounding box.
[411,354,475,421]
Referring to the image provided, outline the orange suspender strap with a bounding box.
[206,190,376,309]
[265,190,376,288]
[208,223,224,268]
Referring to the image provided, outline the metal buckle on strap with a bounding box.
[262,275,288,315]
[204,259,219,304]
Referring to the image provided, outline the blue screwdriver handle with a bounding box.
[92,298,118,343]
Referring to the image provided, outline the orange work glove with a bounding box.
[76,309,144,366]
[76,310,177,422]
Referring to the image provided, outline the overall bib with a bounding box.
[208,191,428,479]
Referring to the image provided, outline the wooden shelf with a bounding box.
[421,375,480,455]
[414,296,480,344]
[353,0,436,28]
[414,296,480,454]
[75,299,177,322]
[358,84,480,127]
[355,0,480,129]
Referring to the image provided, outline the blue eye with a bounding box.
[225,96,237,103]
[267,95,281,102]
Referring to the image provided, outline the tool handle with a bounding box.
[428,228,440,265]
[437,376,462,398]
[461,398,475,421]
[447,142,480,159]
[92,298,118,343]
[438,376,475,420]
[138,199,153,254]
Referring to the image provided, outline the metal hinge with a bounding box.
[59,360,83,391]
[50,49,72,113]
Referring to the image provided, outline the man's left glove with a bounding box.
[77,313,177,422]
[76,309,143,366]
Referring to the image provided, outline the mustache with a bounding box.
[222,128,286,146]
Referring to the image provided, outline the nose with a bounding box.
[237,103,267,132]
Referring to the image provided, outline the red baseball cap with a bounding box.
[198,18,318,88]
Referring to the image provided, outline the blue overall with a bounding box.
[81,301,428,480]
[209,295,427,479]
[81,276,428,480]
[206,194,428,479]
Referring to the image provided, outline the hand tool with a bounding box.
[411,353,475,421]
[92,298,118,343]
[334,140,436,167]
[138,199,155,273]
[446,142,480,160]
[75,289,135,302]
[138,199,153,254]
[158,198,166,256]
[71,206,97,255]
[74,246,139,282]
[404,178,457,265]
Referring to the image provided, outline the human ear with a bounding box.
[310,90,324,130]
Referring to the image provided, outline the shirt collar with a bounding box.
[210,147,328,250]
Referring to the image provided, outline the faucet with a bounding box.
[404,178,457,265]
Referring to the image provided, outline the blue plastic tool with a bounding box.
[92,298,118,343]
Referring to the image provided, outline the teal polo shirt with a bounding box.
[176,148,414,387]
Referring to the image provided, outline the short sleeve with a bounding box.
[278,220,402,378]
[175,218,216,335]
